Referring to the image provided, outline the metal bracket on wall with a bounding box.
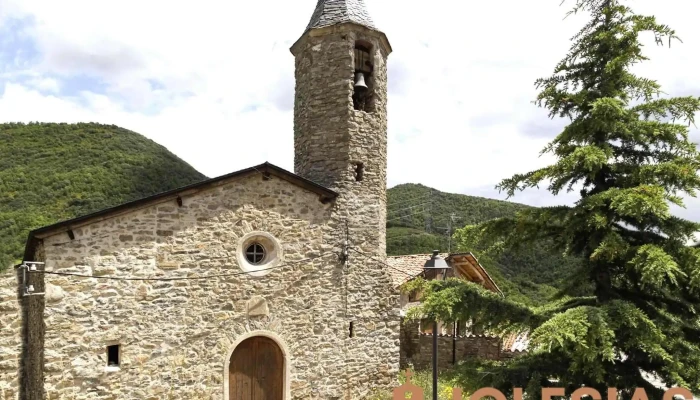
[20,262,46,297]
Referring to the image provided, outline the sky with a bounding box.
[1,0,699,221]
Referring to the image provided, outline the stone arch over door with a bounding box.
[224,331,291,400]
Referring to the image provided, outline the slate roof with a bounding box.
[306,0,376,31]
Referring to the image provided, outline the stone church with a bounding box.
[0,0,401,399]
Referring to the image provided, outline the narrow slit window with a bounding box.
[107,345,120,367]
[349,322,354,338]
[354,163,364,182]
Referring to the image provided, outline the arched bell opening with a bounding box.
[353,40,375,112]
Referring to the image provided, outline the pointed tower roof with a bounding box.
[305,0,376,32]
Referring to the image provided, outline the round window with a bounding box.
[236,231,283,277]
[245,243,266,265]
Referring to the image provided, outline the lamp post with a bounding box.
[423,250,452,400]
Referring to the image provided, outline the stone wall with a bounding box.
[0,269,21,399]
[399,319,502,370]
[22,173,399,399]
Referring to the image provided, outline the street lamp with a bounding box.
[423,250,452,400]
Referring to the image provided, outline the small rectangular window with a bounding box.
[107,345,120,367]
[349,321,354,338]
[354,163,364,182]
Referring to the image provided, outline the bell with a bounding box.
[354,72,368,91]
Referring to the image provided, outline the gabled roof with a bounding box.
[305,0,376,32]
[387,252,502,296]
[22,162,337,262]
[449,252,502,295]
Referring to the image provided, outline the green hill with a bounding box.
[0,122,207,270]
[387,183,583,305]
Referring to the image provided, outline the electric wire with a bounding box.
[387,194,429,208]
[388,232,434,240]
[387,201,432,215]
[31,252,337,282]
[348,247,419,279]
[386,209,429,223]
[387,193,431,208]
[386,205,431,223]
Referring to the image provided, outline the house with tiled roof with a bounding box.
[387,252,501,294]
[388,252,528,369]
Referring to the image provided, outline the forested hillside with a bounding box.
[0,122,207,270]
[386,184,582,305]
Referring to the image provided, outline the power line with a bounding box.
[348,247,418,279]
[386,204,432,223]
[387,193,430,207]
[387,232,434,241]
[435,213,462,253]
[387,194,431,208]
[386,212,426,224]
[32,252,337,282]
[387,201,432,216]
[425,189,434,233]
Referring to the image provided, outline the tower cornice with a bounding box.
[290,22,392,57]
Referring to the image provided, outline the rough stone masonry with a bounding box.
[5,172,400,399]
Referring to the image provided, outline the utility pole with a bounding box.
[424,189,433,234]
[436,213,460,253]
[448,213,458,252]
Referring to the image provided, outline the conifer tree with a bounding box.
[408,0,700,397]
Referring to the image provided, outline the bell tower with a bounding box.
[290,1,399,397]
[291,0,392,257]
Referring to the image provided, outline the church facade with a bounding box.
[0,1,401,399]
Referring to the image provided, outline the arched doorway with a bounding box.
[229,336,284,400]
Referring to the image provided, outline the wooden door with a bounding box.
[230,336,284,400]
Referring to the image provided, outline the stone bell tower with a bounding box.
[291,0,392,258]
[291,1,399,397]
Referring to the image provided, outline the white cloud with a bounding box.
[0,83,86,120]
[26,76,59,93]
[1,0,699,219]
